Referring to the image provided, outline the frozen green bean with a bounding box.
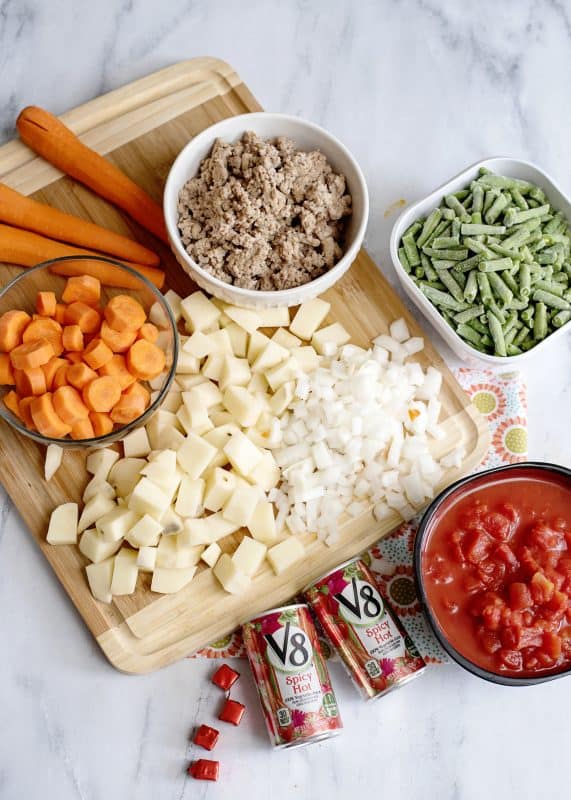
[457,324,483,346]
[485,192,510,224]
[553,309,571,328]
[478,257,513,272]
[437,269,464,303]
[461,223,506,236]
[487,311,507,356]
[464,270,479,302]
[533,302,548,340]
[432,236,461,249]
[519,262,531,297]
[453,305,485,324]
[445,194,471,219]
[532,289,571,310]
[422,247,468,261]
[402,232,420,267]
[419,284,467,311]
[416,209,443,248]
[488,272,513,306]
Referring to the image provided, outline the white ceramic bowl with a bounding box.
[164,113,369,308]
[390,156,571,365]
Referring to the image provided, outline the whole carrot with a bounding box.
[0,224,165,289]
[16,106,168,244]
[0,183,160,266]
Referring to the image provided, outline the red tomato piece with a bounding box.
[211,664,240,691]
[542,631,562,660]
[528,523,566,552]
[483,511,511,541]
[497,648,523,671]
[494,544,519,572]
[478,629,501,655]
[188,759,219,782]
[508,582,532,611]
[463,529,495,564]
[193,724,220,751]
[530,572,555,604]
[219,698,246,726]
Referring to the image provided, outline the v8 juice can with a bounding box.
[242,604,343,749]
[304,557,426,700]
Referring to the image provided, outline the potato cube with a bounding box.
[180,291,221,332]
[126,514,162,547]
[207,328,233,355]
[79,528,122,563]
[183,512,239,545]
[122,427,151,459]
[213,553,251,594]
[160,507,184,535]
[251,340,289,373]
[45,444,63,482]
[176,432,217,479]
[78,495,116,534]
[163,289,183,323]
[149,301,169,328]
[311,322,351,355]
[140,449,178,487]
[264,357,300,392]
[209,410,234,428]
[203,467,236,512]
[219,356,251,391]
[83,477,116,504]
[47,502,79,545]
[201,541,222,568]
[202,354,225,381]
[289,298,331,340]
[257,306,290,328]
[223,486,259,526]
[175,374,207,391]
[137,546,157,572]
[224,305,261,334]
[269,381,295,416]
[223,430,263,477]
[267,537,305,574]
[247,331,270,364]
[292,346,320,373]
[110,548,138,595]
[186,380,222,408]
[175,476,205,517]
[146,410,185,451]
[156,535,178,568]
[182,331,210,359]
[248,501,278,544]
[180,392,211,432]
[86,557,115,603]
[271,327,301,349]
[225,322,248,357]
[128,477,171,519]
[223,386,262,428]
[232,536,267,576]
[161,390,182,413]
[96,506,140,542]
[151,566,196,593]
[245,450,281,491]
[86,448,119,482]
[173,533,204,567]
[247,373,268,394]
[177,351,200,374]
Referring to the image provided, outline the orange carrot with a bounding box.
[61,275,101,306]
[83,338,113,370]
[90,411,113,437]
[30,393,71,438]
[10,339,54,370]
[110,393,146,425]
[82,376,121,413]
[0,226,165,290]
[3,389,21,418]
[67,362,98,390]
[22,318,64,356]
[36,291,56,317]
[42,356,67,390]
[64,302,100,334]
[104,294,146,332]
[53,364,69,388]
[19,396,35,428]
[0,183,160,266]
[53,385,90,426]
[19,366,48,396]
[71,417,95,440]
[54,303,67,324]
[0,353,15,384]
[126,339,166,381]
[16,107,168,243]
[98,353,136,389]
[100,321,137,354]
[0,309,31,352]
[138,322,159,343]
[62,324,84,352]
[66,351,83,364]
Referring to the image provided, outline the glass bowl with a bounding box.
[0,256,178,449]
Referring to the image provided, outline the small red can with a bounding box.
[242,603,342,749]
[304,557,426,700]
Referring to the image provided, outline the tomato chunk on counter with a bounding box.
[219,698,246,726]
[188,759,219,782]
[193,724,220,751]
[211,664,240,691]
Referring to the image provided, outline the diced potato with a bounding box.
[175,374,207,391]
[160,507,184,535]
[223,486,259,526]
[207,328,233,355]
[225,322,248,357]
[78,494,116,533]
[148,372,166,391]
[311,322,351,355]
[232,536,267,576]
[177,351,200,374]
[82,477,116,504]
[156,535,178,568]
[269,381,295,416]
[245,450,281,491]
[79,528,122,563]
[201,541,222,568]
[202,354,225,381]
[251,340,289,373]
[161,390,182,413]
[146,410,185,451]
[248,501,278,544]
[209,410,234,428]
[267,537,305,574]
[289,298,331,340]
[149,301,169,328]
[247,331,270,364]
[122,427,151,459]
[223,386,262,428]
[125,514,162,547]
[177,432,217,479]
[86,448,120,482]
[128,477,171,519]
[186,380,222,408]
[183,512,239,545]
[163,289,183,323]
[213,553,251,594]
[223,430,263,477]
[271,327,301,349]
[109,457,146,497]
[86,557,115,603]
[110,548,139,595]
[179,393,211,433]
[180,291,221,332]
[257,306,290,328]
[183,331,214,358]
[47,502,79,545]
[137,546,157,572]
[173,534,204,567]
[292,346,320,373]
[96,506,140,542]
[264,357,300,392]
[203,467,236,512]
[140,449,178,488]
[151,566,196,594]
[247,373,269,394]
[175,476,205,517]
[45,444,63,481]
[219,356,251,391]
[223,305,261,334]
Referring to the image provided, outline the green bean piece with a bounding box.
[470,318,490,335]
[453,305,485,324]
[477,175,533,193]
[461,192,473,209]
[485,192,510,224]
[422,247,468,261]
[501,227,532,251]
[471,212,482,225]
[472,184,484,214]
[403,232,421,267]
[553,271,568,283]
[504,327,518,347]
[477,272,493,305]
[419,284,467,311]
[437,269,464,303]
[521,306,534,322]
[480,334,493,348]
[544,213,564,235]
[455,189,470,201]
[520,262,531,297]
[532,289,571,310]
[488,272,513,307]
[451,219,461,239]
[463,237,495,257]
[563,263,571,277]
[420,252,438,281]
[502,270,519,296]
[403,220,423,240]
[398,247,411,274]
[464,270,479,303]
[457,324,483,346]
[432,260,457,270]
[536,249,558,265]
[414,266,424,278]
[479,166,492,176]
[442,208,456,221]
[456,253,486,272]
[489,242,522,259]
[479,257,513,273]
[534,279,565,297]
[508,298,528,311]
[528,199,539,208]
[487,311,507,356]
[425,219,451,248]
[461,223,506,236]
[423,281,446,290]
[432,236,461,249]
[505,203,550,227]
[513,326,530,347]
[502,311,518,336]
[445,194,471,220]
[487,300,507,323]
[510,188,528,210]
[506,344,523,356]
[451,269,467,290]
[483,189,499,215]
[520,245,534,263]
[416,209,443,248]
[553,309,571,328]
[529,186,546,203]
[534,302,548,340]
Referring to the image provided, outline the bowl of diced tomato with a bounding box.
[0,256,178,448]
[415,462,571,685]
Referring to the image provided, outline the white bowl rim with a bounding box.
[164,112,369,302]
[389,155,571,365]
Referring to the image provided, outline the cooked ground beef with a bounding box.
[177,131,352,290]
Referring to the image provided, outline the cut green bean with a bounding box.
[489,242,522,259]
[533,302,548,340]
[502,270,519,296]
[419,284,467,311]
[464,270,479,303]
[504,204,550,227]
[442,208,456,221]
[510,188,528,210]
[432,236,461,249]
[476,272,493,305]
[416,209,443,248]
[453,305,485,324]
[513,326,530,347]
[420,252,438,281]
[398,247,411,273]
[464,237,495,257]
[485,192,510,224]
[461,223,506,236]
[445,194,471,219]
[553,309,571,328]
[478,257,513,272]
[487,311,507,356]
[519,262,531,297]
[451,269,467,290]
[472,184,484,213]
[457,324,483,346]
[532,289,571,310]
[477,175,533,193]
[507,344,523,356]
[534,279,564,297]
[422,247,468,261]
[432,260,457,270]
[402,232,420,267]
[437,269,464,303]
[488,272,513,306]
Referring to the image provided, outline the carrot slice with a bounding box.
[0,310,31,352]
[100,321,137,354]
[36,291,57,317]
[64,302,100,334]
[126,339,166,381]
[53,364,69,389]
[66,352,83,364]
[98,353,136,389]
[10,339,54,370]
[22,318,64,357]
[123,380,151,409]
[61,275,101,306]
[30,393,71,438]
[19,396,35,428]
[42,356,67,390]
[3,389,21,419]
[110,394,146,425]
[138,322,159,343]
[82,376,122,413]
[54,304,67,324]
[0,183,161,267]
[62,324,84,352]
[0,353,15,385]
[83,338,113,370]
[70,418,95,440]
[16,107,168,244]
[90,411,113,437]
[22,367,48,396]
[67,362,98,390]
[104,295,146,332]
[53,385,90,426]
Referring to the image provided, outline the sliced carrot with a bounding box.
[90,411,113,437]
[29,393,71,438]
[62,324,84,352]
[0,309,31,352]
[22,318,64,356]
[123,380,151,409]
[42,356,67,390]
[98,353,136,389]
[67,362,98,390]
[104,295,146,332]
[66,352,83,364]
[3,389,21,419]
[126,339,166,381]
[10,339,54,370]
[100,321,137,354]
[21,367,48,396]
[83,338,113,370]
[54,303,67,324]
[82,376,122,413]
[19,396,35,428]
[110,393,146,425]
[53,385,90,426]
[64,302,100,334]
[61,275,101,306]
[70,417,95,440]
[53,364,69,389]
[137,322,159,343]
[0,353,15,385]
[36,291,57,317]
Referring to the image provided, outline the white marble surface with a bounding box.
[1,1,571,798]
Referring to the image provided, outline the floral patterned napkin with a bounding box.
[191,369,528,662]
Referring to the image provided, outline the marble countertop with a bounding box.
[1,1,571,798]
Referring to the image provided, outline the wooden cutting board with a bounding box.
[0,57,490,673]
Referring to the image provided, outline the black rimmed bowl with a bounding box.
[414,462,571,686]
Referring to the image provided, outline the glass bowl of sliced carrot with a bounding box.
[0,255,178,448]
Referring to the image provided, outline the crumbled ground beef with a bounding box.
[177,131,352,290]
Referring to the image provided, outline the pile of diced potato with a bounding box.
[47,291,349,603]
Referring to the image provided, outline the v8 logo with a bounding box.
[265,622,312,673]
[335,578,383,626]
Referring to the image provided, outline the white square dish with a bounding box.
[389,157,571,365]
